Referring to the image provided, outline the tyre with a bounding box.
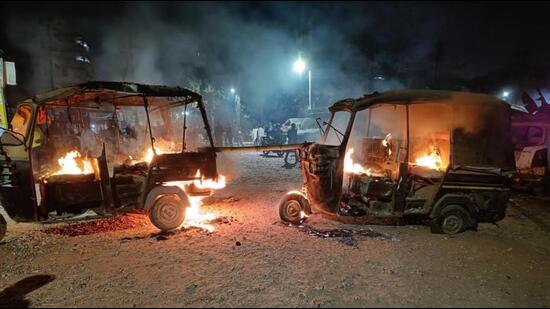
[431,205,472,235]
[0,214,6,241]
[148,194,187,231]
[262,151,270,156]
[284,151,299,167]
[278,192,311,225]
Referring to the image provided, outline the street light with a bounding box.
[230,87,236,94]
[293,58,306,75]
[293,57,312,110]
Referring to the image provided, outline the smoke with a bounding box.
[1,2,411,119]
[3,2,545,122]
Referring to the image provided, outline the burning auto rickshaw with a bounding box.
[279,90,515,234]
[0,81,222,241]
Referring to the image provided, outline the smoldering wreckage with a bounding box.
[0,81,522,242]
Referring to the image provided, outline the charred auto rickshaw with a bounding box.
[0,81,219,240]
[279,90,515,234]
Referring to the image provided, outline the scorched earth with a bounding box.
[1,153,549,308]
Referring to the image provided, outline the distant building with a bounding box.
[43,20,92,89]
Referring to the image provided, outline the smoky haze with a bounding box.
[2,2,550,121]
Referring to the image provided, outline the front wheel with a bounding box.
[149,195,187,231]
[279,192,311,225]
[431,205,473,235]
[0,214,6,241]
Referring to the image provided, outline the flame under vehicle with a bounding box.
[279,90,515,234]
[0,81,222,240]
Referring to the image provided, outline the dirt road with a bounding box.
[1,153,549,307]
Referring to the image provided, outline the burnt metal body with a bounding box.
[43,174,103,215]
[0,81,218,223]
[296,90,515,226]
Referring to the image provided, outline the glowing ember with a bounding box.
[164,170,226,232]
[52,150,94,176]
[415,146,445,171]
[344,148,371,175]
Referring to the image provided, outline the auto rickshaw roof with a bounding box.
[329,90,507,113]
[21,81,202,108]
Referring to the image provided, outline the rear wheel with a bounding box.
[431,205,472,235]
[149,195,187,231]
[279,192,311,225]
[0,214,6,241]
[284,150,299,167]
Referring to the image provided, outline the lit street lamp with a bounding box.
[293,57,312,110]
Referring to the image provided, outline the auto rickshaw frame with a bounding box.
[0,81,219,239]
[279,90,516,234]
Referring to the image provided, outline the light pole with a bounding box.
[293,58,312,111]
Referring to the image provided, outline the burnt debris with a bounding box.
[283,223,398,247]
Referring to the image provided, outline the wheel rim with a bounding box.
[288,153,297,164]
[283,200,302,221]
[442,215,463,234]
[155,196,182,228]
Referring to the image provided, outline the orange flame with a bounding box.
[52,150,94,176]
[415,146,445,171]
[344,148,371,175]
[142,140,179,164]
[164,170,226,232]
[382,133,393,156]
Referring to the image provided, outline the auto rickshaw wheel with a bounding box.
[0,214,6,241]
[149,194,187,231]
[279,192,311,225]
[284,150,299,167]
[431,205,471,235]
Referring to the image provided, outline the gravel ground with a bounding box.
[1,153,549,308]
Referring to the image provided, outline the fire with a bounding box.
[164,170,226,232]
[52,150,94,176]
[192,170,226,189]
[141,139,180,164]
[382,133,392,156]
[344,148,371,175]
[415,146,445,171]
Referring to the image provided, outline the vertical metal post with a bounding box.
[308,70,312,110]
[405,105,410,164]
[182,103,188,152]
[0,54,7,129]
[143,97,156,154]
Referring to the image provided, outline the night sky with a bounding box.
[1,1,549,116]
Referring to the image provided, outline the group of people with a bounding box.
[252,122,298,146]
[214,122,245,147]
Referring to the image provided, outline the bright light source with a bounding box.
[502,91,510,98]
[230,88,236,94]
[293,58,306,75]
